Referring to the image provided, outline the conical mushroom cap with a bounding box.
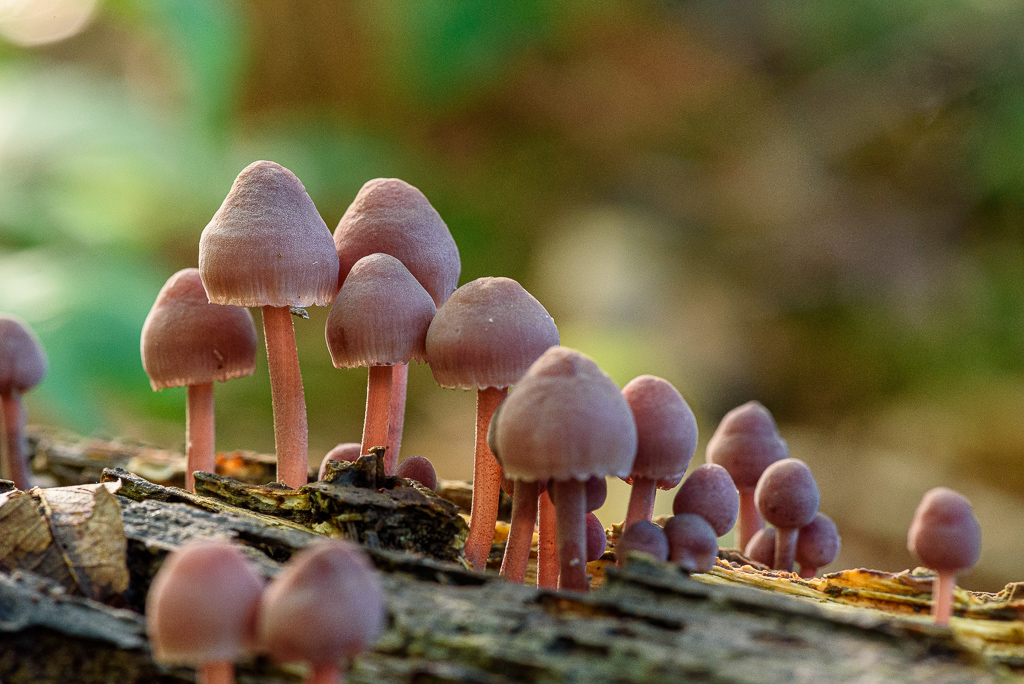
[908,487,981,573]
[141,269,258,390]
[0,315,46,394]
[706,401,788,490]
[325,253,436,368]
[426,277,558,390]
[334,178,460,307]
[494,346,637,482]
[621,375,697,489]
[200,161,340,307]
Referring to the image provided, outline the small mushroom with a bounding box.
[908,487,981,626]
[0,314,46,490]
[743,525,775,567]
[671,463,740,537]
[617,520,669,564]
[586,512,607,562]
[395,455,437,490]
[795,512,841,578]
[754,458,820,572]
[665,514,719,574]
[318,442,361,480]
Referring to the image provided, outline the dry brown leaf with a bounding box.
[0,490,76,589]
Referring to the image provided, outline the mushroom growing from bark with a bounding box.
[0,315,46,490]
[200,161,339,488]
[744,525,775,567]
[665,513,719,573]
[754,458,820,572]
[426,277,558,572]
[908,487,981,626]
[796,512,841,578]
[672,463,740,538]
[395,455,437,490]
[141,268,257,492]
[318,442,361,480]
[617,520,669,564]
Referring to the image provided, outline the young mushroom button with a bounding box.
[665,513,719,574]
[672,463,740,538]
[0,314,47,490]
[796,512,841,578]
[754,458,820,572]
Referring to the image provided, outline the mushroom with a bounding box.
[141,269,258,492]
[743,526,775,567]
[493,346,636,591]
[671,463,740,538]
[620,375,698,530]
[706,401,788,549]
[586,512,607,562]
[664,513,719,573]
[318,442,361,480]
[334,178,460,469]
[426,277,558,572]
[754,458,820,572]
[617,520,669,564]
[907,487,981,625]
[0,314,46,490]
[146,540,264,684]
[325,253,435,459]
[259,540,385,683]
[200,161,339,488]
[395,455,437,490]
[795,512,841,578]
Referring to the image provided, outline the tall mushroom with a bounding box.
[141,269,258,492]
[754,457,820,572]
[200,161,339,488]
[325,254,435,459]
[0,314,46,490]
[334,178,460,468]
[426,277,558,572]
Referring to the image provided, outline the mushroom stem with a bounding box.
[197,661,234,684]
[0,390,30,490]
[537,490,558,588]
[361,365,393,457]
[262,305,309,489]
[932,571,956,626]
[737,490,764,550]
[500,479,539,583]
[385,363,408,475]
[624,477,657,530]
[552,479,588,592]
[308,662,341,684]
[185,382,215,493]
[464,386,507,571]
[774,527,798,572]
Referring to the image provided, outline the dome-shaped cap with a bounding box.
[672,463,739,537]
[621,375,697,489]
[665,513,719,573]
[0,314,46,394]
[325,253,435,368]
[754,458,820,530]
[706,401,788,490]
[258,540,385,664]
[796,512,841,571]
[334,178,460,307]
[141,269,258,390]
[200,161,340,308]
[908,487,981,573]
[146,540,264,666]
[426,277,558,390]
[494,346,637,482]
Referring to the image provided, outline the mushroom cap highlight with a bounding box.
[796,512,841,572]
[334,178,460,307]
[621,375,698,489]
[259,540,385,665]
[426,277,558,390]
[672,463,740,537]
[754,458,820,530]
[665,513,719,573]
[0,314,46,394]
[493,346,637,482]
[907,487,981,573]
[199,160,340,308]
[706,401,788,491]
[146,540,264,666]
[141,268,258,390]
[325,253,436,368]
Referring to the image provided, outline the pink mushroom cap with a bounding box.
[617,520,669,563]
[754,458,820,530]
[908,487,981,573]
[665,513,719,574]
[0,315,47,394]
[620,375,698,489]
[395,455,438,490]
[672,463,740,537]
[586,512,607,562]
[744,526,776,567]
[319,442,361,480]
[796,512,841,572]
[705,401,788,491]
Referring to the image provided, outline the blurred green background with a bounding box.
[2,0,1024,590]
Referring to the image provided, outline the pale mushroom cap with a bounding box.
[335,178,460,307]
[672,463,740,537]
[908,487,981,573]
[621,375,698,489]
[494,346,637,482]
[325,253,436,368]
[258,540,385,665]
[146,540,264,666]
[200,160,340,308]
[754,458,820,530]
[0,314,46,394]
[426,277,559,390]
[796,512,841,571]
[706,401,788,490]
[141,268,258,390]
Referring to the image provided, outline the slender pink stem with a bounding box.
[932,571,956,626]
[361,365,393,456]
[198,661,234,684]
[537,490,558,588]
[385,363,408,475]
[500,479,539,583]
[307,662,341,684]
[737,489,764,550]
[553,479,588,592]
[185,382,215,493]
[774,527,798,572]
[1,391,30,490]
[464,386,507,571]
[624,477,657,530]
[262,305,309,489]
